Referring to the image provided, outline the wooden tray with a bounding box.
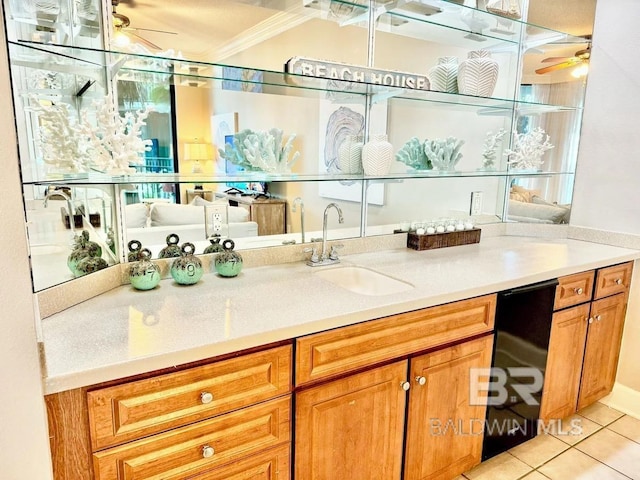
[407,228,481,251]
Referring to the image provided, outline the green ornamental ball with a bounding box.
[214,239,243,278]
[170,242,203,285]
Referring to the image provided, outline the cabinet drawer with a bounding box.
[594,262,633,299]
[185,444,290,480]
[88,345,291,451]
[296,294,496,386]
[93,396,291,480]
[554,271,594,310]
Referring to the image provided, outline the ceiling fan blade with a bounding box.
[541,56,573,63]
[535,59,580,75]
[125,26,178,36]
[126,31,162,50]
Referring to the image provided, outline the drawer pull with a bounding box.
[615,278,623,285]
[202,445,215,458]
[595,315,602,322]
[588,317,594,324]
[574,287,584,295]
[401,381,411,391]
[415,376,426,386]
[200,392,214,404]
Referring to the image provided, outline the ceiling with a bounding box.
[114,0,597,79]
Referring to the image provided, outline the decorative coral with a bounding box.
[396,137,432,170]
[219,128,300,174]
[79,93,153,175]
[505,127,554,170]
[29,99,89,173]
[481,128,506,170]
[424,136,465,172]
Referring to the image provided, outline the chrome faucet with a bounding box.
[306,203,344,267]
[292,196,305,244]
[43,190,77,233]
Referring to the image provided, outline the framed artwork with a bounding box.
[222,66,264,92]
[210,112,238,167]
[318,100,387,205]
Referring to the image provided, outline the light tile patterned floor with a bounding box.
[462,403,640,480]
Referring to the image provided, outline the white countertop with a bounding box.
[41,236,640,394]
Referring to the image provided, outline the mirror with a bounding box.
[6,0,597,291]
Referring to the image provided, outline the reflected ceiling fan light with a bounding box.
[571,63,589,78]
[113,28,131,47]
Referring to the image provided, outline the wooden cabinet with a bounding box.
[539,304,590,421]
[541,262,632,421]
[295,362,408,480]
[93,396,291,480]
[404,336,493,480]
[88,345,292,450]
[218,193,286,236]
[577,294,628,409]
[47,345,293,480]
[296,294,496,386]
[554,270,595,310]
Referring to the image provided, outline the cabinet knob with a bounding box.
[595,314,602,322]
[400,381,411,391]
[415,376,426,386]
[200,392,214,404]
[202,445,215,458]
[615,278,623,285]
[588,317,594,324]
[574,287,584,295]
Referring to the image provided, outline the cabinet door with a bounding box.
[539,304,590,422]
[404,336,493,480]
[295,361,407,480]
[578,294,627,410]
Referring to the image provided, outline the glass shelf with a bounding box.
[23,169,576,186]
[9,40,585,112]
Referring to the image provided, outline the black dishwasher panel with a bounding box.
[482,278,559,461]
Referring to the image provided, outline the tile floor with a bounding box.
[461,403,640,480]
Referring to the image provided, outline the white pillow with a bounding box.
[150,203,205,226]
[228,205,250,223]
[189,196,228,207]
[125,203,149,228]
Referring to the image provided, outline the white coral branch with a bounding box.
[504,127,554,170]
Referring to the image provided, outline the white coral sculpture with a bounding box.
[424,136,465,172]
[30,99,89,173]
[220,128,300,174]
[481,128,506,170]
[504,127,553,170]
[79,93,153,175]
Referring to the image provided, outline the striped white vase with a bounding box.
[428,56,459,93]
[457,50,499,97]
[362,134,393,176]
[338,135,364,174]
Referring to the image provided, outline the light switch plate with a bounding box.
[470,191,483,216]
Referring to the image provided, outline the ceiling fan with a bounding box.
[535,44,591,76]
[111,0,176,51]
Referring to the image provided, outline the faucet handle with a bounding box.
[329,243,344,260]
[304,247,320,263]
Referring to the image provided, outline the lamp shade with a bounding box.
[184,142,211,161]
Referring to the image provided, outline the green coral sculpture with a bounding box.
[424,136,465,172]
[395,137,433,170]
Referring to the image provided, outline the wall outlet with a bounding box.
[470,191,483,216]
[204,204,228,237]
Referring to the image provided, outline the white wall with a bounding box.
[0,3,53,477]
[570,0,640,394]
[571,0,640,232]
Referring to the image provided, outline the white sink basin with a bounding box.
[315,265,414,296]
